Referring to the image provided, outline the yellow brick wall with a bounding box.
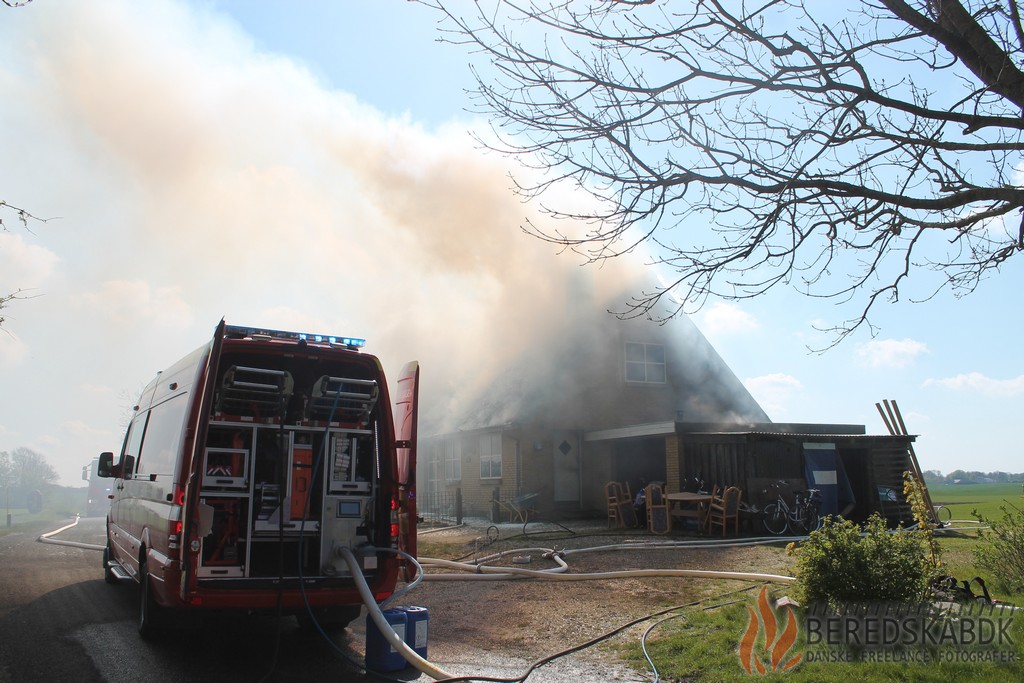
[665,434,681,493]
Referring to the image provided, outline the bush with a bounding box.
[790,514,930,606]
[974,502,1024,593]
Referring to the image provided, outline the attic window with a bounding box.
[625,342,666,384]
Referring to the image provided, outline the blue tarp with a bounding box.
[803,443,856,517]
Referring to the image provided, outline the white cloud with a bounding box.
[0,232,59,290]
[856,338,929,368]
[77,280,193,330]
[745,372,803,415]
[63,419,117,440]
[0,330,28,367]
[78,383,115,396]
[923,372,1024,397]
[699,302,759,337]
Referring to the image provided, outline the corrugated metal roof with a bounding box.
[583,420,915,442]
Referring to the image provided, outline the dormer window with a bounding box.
[625,342,666,384]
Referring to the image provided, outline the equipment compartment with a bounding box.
[198,418,379,581]
[198,496,249,578]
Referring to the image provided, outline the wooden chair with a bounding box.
[618,482,638,528]
[606,481,639,528]
[696,485,721,532]
[646,483,670,534]
[605,481,624,527]
[706,486,742,536]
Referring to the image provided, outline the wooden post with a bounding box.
[876,399,938,525]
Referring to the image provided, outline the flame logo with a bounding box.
[738,585,803,675]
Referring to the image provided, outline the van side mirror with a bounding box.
[97,452,115,478]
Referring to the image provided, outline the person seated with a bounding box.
[633,480,647,527]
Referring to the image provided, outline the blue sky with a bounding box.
[0,0,1021,486]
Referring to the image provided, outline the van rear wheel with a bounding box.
[138,560,165,639]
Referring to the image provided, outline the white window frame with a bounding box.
[426,442,441,497]
[443,437,462,482]
[479,432,502,480]
[625,342,667,384]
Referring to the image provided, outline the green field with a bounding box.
[927,482,1024,521]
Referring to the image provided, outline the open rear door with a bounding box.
[394,361,419,559]
[182,318,227,594]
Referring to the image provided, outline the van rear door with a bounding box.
[181,318,226,593]
[394,361,419,559]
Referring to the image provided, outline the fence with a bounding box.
[418,488,462,527]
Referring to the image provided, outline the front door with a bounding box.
[552,432,580,503]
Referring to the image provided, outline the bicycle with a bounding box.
[762,484,823,535]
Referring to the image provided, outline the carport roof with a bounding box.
[582,420,914,442]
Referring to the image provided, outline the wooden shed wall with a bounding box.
[669,433,918,524]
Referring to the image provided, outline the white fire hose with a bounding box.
[340,546,457,680]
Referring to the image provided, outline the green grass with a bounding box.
[0,511,79,538]
[622,595,1023,682]
[0,486,89,538]
[929,483,1024,522]
[618,483,1024,682]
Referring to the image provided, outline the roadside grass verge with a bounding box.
[0,511,81,539]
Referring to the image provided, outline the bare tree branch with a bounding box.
[422,0,1024,345]
[0,200,50,233]
[0,201,51,329]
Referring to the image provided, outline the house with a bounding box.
[417,312,921,527]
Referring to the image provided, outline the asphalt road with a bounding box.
[0,517,637,683]
[0,516,384,683]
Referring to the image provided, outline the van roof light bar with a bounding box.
[224,324,366,349]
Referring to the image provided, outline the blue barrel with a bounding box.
[403,606,429,660]
[365,608,408,673]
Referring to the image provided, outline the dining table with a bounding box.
[665,491,715,530]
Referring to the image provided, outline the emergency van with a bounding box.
[97,321,419,637]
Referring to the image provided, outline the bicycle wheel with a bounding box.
[934,505,952,524]
[790,508,809,535]
[762,503,788,535]
[801,508,821,534]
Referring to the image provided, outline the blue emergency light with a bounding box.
[297,333,365,348]
[226,325,365,349]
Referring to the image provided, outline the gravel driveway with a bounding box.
[364,518,797,682]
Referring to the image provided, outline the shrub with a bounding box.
[903,471,942,570]
[790,514,930,606]
[974,502,1024,593]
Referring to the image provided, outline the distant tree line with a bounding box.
[0,447,58,491]
[922,469,1024,485]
